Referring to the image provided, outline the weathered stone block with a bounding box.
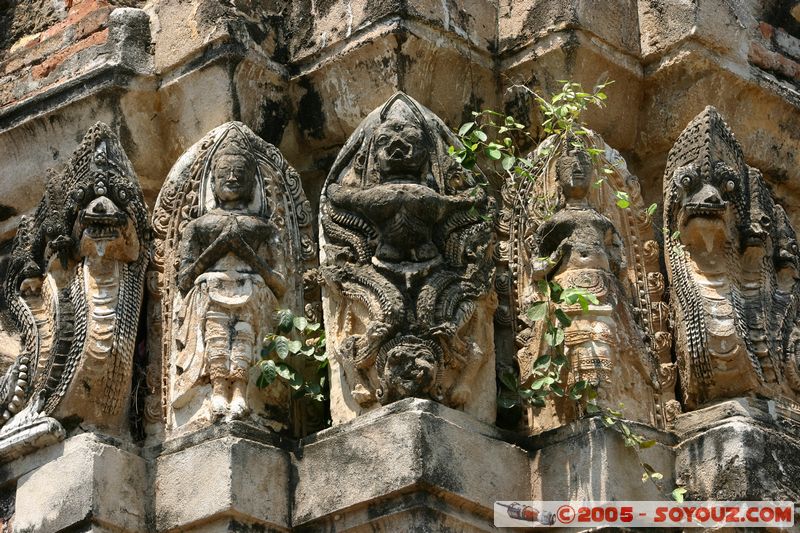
[674,398,800,501]
[154,435,291,531]
[529,418,675,501]
[293,399,529,530]
[14,434,146,533]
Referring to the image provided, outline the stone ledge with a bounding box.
[13,433,146,533]
[153,435,291,532]
[293,398,530,528]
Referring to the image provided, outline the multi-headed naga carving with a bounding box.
[664,106,800,409]
[498,131,671,432]
[151,122,314,435]
[0,123,149,461]
[320,92,497,423]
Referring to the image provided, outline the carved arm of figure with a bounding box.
[235,237,287,299]
[177,220,211,293]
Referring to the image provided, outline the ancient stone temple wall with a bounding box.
[0,1,799,531]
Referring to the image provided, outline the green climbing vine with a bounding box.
[451,79,683,502]
[258,309,328,403]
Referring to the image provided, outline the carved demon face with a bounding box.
[373,117,429,183]
[673,160,741,222]
[212,153,257,205]
[77,194,139,262]
[379,340,438,402]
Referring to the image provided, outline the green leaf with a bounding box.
[458,122,475,136]
[530,377,548,390]
[276,309,294,333]
[550,384,565,397]
[586,402,600,414]
[473,130,488,142]
[486,147,502,160]
[554,308,572,327]
[646,203,658,217]
[671,487,687,502]
[639,439,657,449]
[293,316,308,331]
[544,327,564,347]
[501,155,516,171]
[288,339,303,354]
[274,336,290,359]
[276,362,303,389]
[257,359,278,388]
[306,322,322,332]
[498,394,519,409]
[526,301,548,322]
[533,354,551,369]
[300,345,316,356]
[500,370,519,392]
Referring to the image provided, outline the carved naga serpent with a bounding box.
[0,123,149,449]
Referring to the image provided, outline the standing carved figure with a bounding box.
[500,132,668,432]
[664,107,800,409]
[151,123,314,435]
[0,123,150,461]
[320,92,497,423]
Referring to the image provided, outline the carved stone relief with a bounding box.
[319,92,497,424]
[499,131,671,433]
[0,123,150,461]
[664,106,800,410]
[151,122,314,436]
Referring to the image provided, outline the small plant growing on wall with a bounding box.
[451,79,684,502]
[258,309,328,404]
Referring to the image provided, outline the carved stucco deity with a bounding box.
[664,106,800,410]
[0,123,150,461]
[500,132,670,432]
[151,122,314,436]
[320,92,497,424]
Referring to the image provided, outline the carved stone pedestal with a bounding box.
[673,398,800,501]
[528,418,676,502]
[150,422,292,532]
[5,433,146,533]
[293,399,529,532]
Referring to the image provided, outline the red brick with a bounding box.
[758,21,774,41]
[749,40,800,81]
[40,0,111,41]
[31,28,109,80]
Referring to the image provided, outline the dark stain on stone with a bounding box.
[297,79,326,140]
[0,205,17,222]
[257,99,290,146]
[228,519,267,532]
[764,0,800,39]
[394,29,409,92]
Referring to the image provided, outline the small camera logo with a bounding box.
[496,502,556,525]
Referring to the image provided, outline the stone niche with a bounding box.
[0,122,150,462]
[319,92,498,425]
[149,121,315,439]
[498,130,675,434]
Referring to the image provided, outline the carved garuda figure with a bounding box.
[664,106,800,409]
[0,123,150,461]
[498,131,671,432]
[151,122,314,435]
[320,92,497,424]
